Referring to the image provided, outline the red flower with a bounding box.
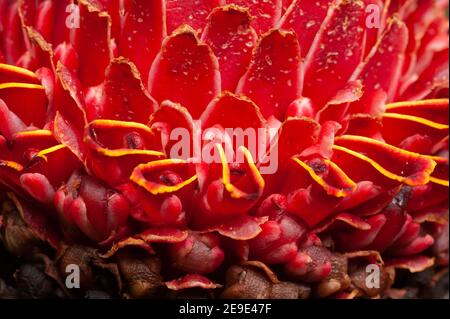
[0,0,448,298]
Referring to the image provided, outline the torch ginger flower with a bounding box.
[0,0,448,298]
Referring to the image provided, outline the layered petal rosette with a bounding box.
[0,0,448,299]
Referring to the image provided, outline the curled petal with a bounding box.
[165,274,222,291]
[130,159,197,227]
[283,157,356,227]
[53,62,87,134]
[385,255,435,273]
[333,135,437,186]
[270,117,320,164]
[138,228,189,243]
[388,234,435,257]
[19,173,55,205]
[381,113,448,151]
[284,245,332,283]
[194,145,264,227]
[102,237,155,259]
[204,215,268,241]
[85,120,164,186]
[386,99,449,125]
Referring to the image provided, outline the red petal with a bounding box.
[53,112,86,162]
[316,81,363,124]
[85,120,164,187]
[20,0,72,48]
[334,135,437,186]
[200,92,267,160]
[236,29,302,120]
[149,100,195,158]
[0,82,47,128]
[272,117,320,164]
[85,58,157,123]
[1,2,25,64]
[227,0,282,34]
[401,48,449,101]
[71,0,112,87]
[148,26,220,119]
[1,131,81,189]
[201,5,257,91]
[102,237,154,258]
[194,145,264,227]
[388,235,435,256]
[344,114,384,140]
[301,121,341,159]
[0,63,39,84]
[0,98,27,141]
[335,214,387,251]
[119,0,165,84]
[36,0,72,46]
[303,0,366,109]
[349,18,409,115]
[129,159,197,227]
[169,233,225,274]
[53,63,87,133]
[386,99,449,125]
[166,0,222,34]
[381,112,448,151]
[201,92,266,130]
[20,173,55,205]
[279,0,333,58]
[283,158,357,227]
[314,212,372,234]
[368,201,408,252]
[263,118,320,193]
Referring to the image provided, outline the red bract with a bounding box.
[0,0,449,299]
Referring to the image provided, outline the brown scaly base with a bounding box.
[0,241,448,299]
[0,199,448,299]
